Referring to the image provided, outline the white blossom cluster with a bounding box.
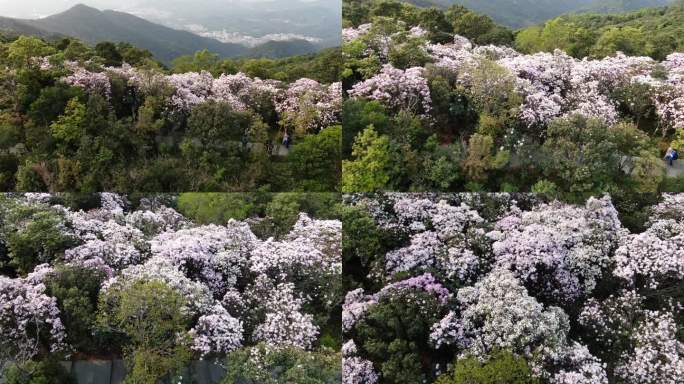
[544,342,608,384]
[188,303,244,357]
[487,196,625,301]
[614,219,684,288]
[614,311,684,384]
[250,278,319,350]
[431,268,570,358]
[578,289,644,346]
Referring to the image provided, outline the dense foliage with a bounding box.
[0,193,342,382]
[342,193,684,384]
[342,1,684,197]
[400,0,673,29]
[0,36,342,192]
[516,2,684,60]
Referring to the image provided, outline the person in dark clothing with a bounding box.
[665,147,679,166]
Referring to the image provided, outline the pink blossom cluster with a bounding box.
[343,356,379,384]
[213,72,281,112]
[59,194,190,274]
[124,205,188,234]
[250,239,330,278]
[358,195,490,281]
[0,276,67,363]
[30,56,53,70]
[103,257,216,316]
[105,63,169,95]
[166,71,216,111]
[662,52,684,74]
[274,78,343,132]
[649,193,684,223]
[150,221,257,295]
[429,310,468,349]
[342,23,373,43]
[653,74,684,131]
[286,213,342,260]
[344,26,684,131]
[373,195,485,234]
[62,67,112,99]
[344,193,684,383]
[58,61,341,131]
[377,273,451,305]
[348,64,432,117]
[342,273,450,334]
[189,303,244,358]
[342,288,377,332]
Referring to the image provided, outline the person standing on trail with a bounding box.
[283,132,291,149]
[665,146,679,166]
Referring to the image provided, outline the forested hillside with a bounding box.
[516,1,684,60]
[0,35,342,192]
[398,0,673,27]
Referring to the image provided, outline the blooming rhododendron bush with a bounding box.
[341,0,682,194]
[342,193,684,384]
[0,193,342,382]
[0,35,342,192]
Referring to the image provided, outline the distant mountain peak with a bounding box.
[62,3,101,14]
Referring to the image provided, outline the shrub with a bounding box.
[435,350,539,384]
[222,344,341,384]
[1,205,77,274]
[2,360,75,384]
[45,265,107,354]
[97,280,192,383]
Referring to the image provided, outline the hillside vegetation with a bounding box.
[341,0,684,199]
[516,1,684,60]
[0,35,342,192]
[399,0,673,27]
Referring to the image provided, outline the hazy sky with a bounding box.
[0,0,339,19]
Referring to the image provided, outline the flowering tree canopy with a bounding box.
[0,193,341,363]
[343,193,684,384]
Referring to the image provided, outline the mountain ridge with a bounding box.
[0,4,322,63]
